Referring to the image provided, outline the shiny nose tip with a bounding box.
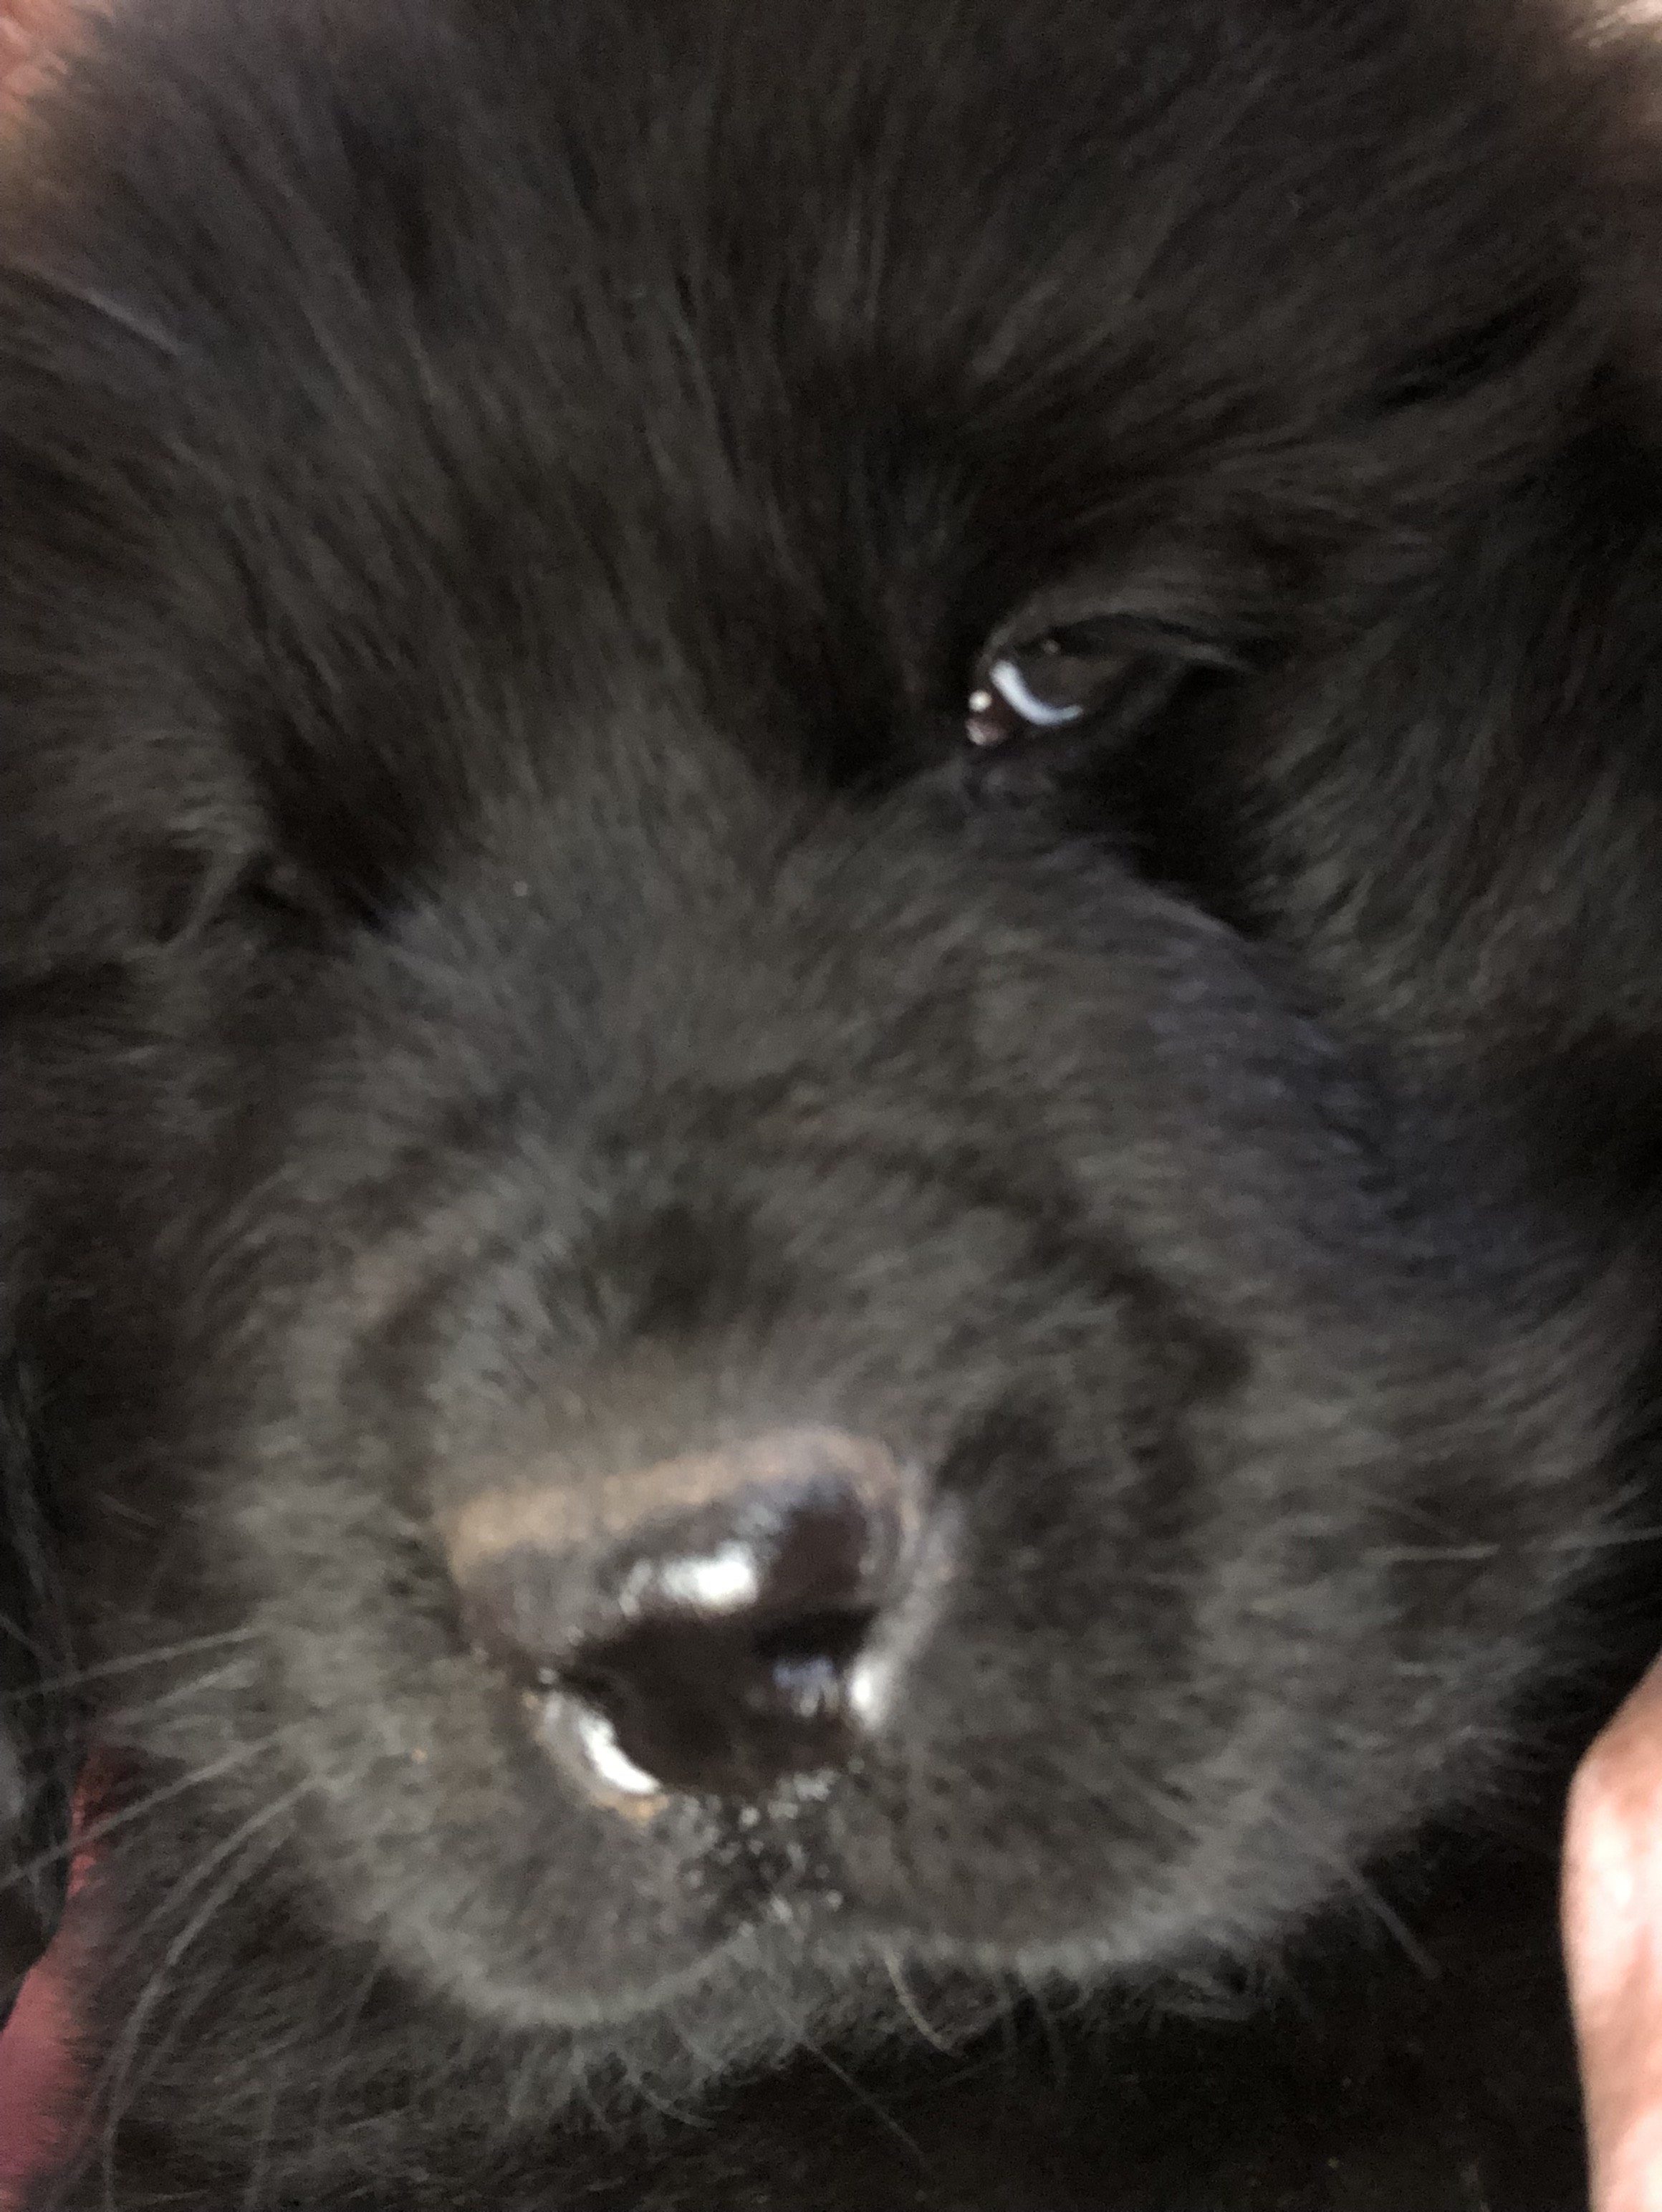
[443,1430,921,1799]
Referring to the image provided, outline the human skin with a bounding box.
[0,0,71,116]
[1567,1660,1662,2212]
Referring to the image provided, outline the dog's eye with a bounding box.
[965,613,1242,751]
[967,630,1125,748]
[238,853,340,934]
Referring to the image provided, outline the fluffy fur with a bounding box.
[4,0,1662,2203]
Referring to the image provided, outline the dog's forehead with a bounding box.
[7,0,1576,519]
[160,14,1345,764]
[1,0,1580,852]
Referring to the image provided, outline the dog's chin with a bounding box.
[354,1834,865,2039]
[296,1769,1022,2043]
[332,1789,1217,2047]
[463,1918,1037,2072]
[451,1920,772,2039]
[368,1877,898,2063]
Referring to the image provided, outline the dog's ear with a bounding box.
[0,1349,75,2027]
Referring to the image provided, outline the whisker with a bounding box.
[878,1941,956,2053]
[90,1783,314,2203]
[0,1728,296,1898]
[2,1627,262,1706]
[0,1604,57,1663]
[794,2028,929,2170]
[607,2056,705,2131]
[1015,1964,1070,2092]
[1368,1543,1502,1564]
[305,1953,385,2172]
[740,1950,928,2170]
[4,264,188,360]
[1538,1523,1662,1554]
[239,2074,284,2212]
[1272,1810,1437,1981]
[97,1659,261,1739]
[1368,1521,1662,1567]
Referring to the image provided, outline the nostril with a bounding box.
[558,1582,883,1795]
[749,1607,875,1704]
[559,1653,625,1709]
[442,1430,927,1800]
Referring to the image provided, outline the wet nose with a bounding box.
[443,1430,921,1798]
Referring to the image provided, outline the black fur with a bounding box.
[4,0,1662,2203]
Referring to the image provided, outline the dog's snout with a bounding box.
[443,1430,924,1798]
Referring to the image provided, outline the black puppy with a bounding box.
[5,1,1662,2205]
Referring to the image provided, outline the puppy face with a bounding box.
[3,0,1659,2127]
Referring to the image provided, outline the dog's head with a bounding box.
[3,0,1661,2106]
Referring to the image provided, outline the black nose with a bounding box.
[443,1430,921,1799]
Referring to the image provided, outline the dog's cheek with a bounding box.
[833,1203,1620,1971]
